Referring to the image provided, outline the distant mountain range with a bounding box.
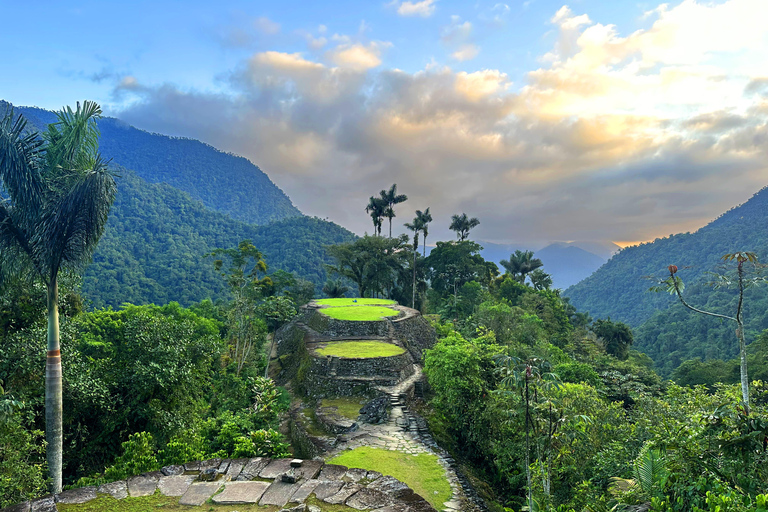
[1,100,355,306]
[565,185,768,375]
[479,240,619,289]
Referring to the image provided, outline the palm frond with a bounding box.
[0,110,44,219]
[0,201,36,287]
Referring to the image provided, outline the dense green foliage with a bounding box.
[82,168,355,307]
[566,186,768,375]
[10,102,300,225]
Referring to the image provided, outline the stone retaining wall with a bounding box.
[2,457,437,512]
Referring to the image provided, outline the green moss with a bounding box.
[315,341,405,358]
[315,298,396,306]
[304,496,357,510]
[328,447,452,509]
[319,306,399,321]
[320,397,367,420]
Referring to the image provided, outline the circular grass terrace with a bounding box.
[315,340,406,358]
[319,305,399,321]
[315,298,396,306]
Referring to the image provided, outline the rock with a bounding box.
[236,457,270,480]
[127,474,158,497]
[295,459,323,480]
[290,459,304,468]
[211,481,270,504]
[313,480,345,500]
[160,465,184,476]
[288,479,320,503]
[55,486,96,504]
[307,506,321,512]
[260,458,294,479]
[198,468,218,482]
[346,487,394,510]
[29,496,55,512]
[318,464,347,480]
[199,458,222,472]
[158,475,196,496]
[183,460,201,471]
[278,505,307,512]
[368,475,413,500]
[178,482,222,506]
[366,470,383,482]
[324,482,362,504]
[97,480,128,499]
[344,467,368,482]
[259,480,303,508]
[1,501,30,512]
[281,470,297,484]
[225,458,249,480]
[359,396,389,424]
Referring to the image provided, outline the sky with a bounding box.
[2,0,768,248]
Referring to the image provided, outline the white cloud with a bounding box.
[327,42,390,70]
[452,44,480,61]
[395,0,437,17]
[253,16,280,35]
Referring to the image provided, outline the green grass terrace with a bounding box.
[314,298,397,306]
[314,340,406,358]
[319,306,399,322]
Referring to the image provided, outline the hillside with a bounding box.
[84,167,356,307]
[536,243,608,289]
[565,185,768,374]
[6,101,301,225]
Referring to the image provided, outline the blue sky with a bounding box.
[2,0,768,246]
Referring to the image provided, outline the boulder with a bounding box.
[359,396,389,424]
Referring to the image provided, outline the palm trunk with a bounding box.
[736,262,750,413]
[525,376,533,512]
[46,279,63,494]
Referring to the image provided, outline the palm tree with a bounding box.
[0,102,117,493]
[405,216,424,309]
[416,208,432,256]
[380,184,408,238]
[500,250,544,284]
[449,213,480,241]
[365,196,386,236]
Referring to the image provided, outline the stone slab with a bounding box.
[366,470,383,482]
[199,458,223,472]
[183,460,201,471]
[211,481,270,504]
[368,475,413,499]
[178,482,223,506]
[225,458,250,480]
[158,475,196,496]
[97,480,128,499]
[346,487,394,510]
[259,480,302,507]
[56,486,97,504]
[259,458,294,479]
[161,465,184,476]
[295,459,324,480]
[318,464,348,480]
[236,457,270,480]
[370,505,411,512]
[127,474,158,497]
[279,505,307,512]
[29,497,55,512]
[324,482,362,504]
[344,468,368,482]
[288,479,321,503]
[313,480,345,500]
[2,502,30,512]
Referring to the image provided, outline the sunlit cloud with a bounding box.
[393,0,437,17]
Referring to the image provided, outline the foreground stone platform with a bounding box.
[2,457,436,512]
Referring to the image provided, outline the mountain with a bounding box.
[536,243,608,289]
[479,241,610,289]
[7,102,301,225]
[84,167,355,307]
[565,185,768,375]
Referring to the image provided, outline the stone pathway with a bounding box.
[3,458,437,512]
[322,364,486,512]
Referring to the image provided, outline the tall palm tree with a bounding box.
[0,102,116,493]
[380,184,408,238]
[365,195,386,236]
[405,216,424,308]
[416,208,432,256]
[500,249,544,284]
[449,213,480,241]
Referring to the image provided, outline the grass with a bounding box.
[319,306,399,321]
[320,397,368,420]
[315,341,405,358]
[315,298,396,306]
[328,447,452,509]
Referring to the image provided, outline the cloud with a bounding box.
[394,0,437,17]
[111,0,768,247]
[452,45,480,62]
[442,16,479,61]
[254,16,280,35]
[479,3,511,25]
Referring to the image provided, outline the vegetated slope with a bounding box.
[83,167,355,307]
[536,243,607,289]
[8,101,301,225]
[565,185,768,374]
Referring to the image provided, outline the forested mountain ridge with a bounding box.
[3,101,301,225]
[84,167,355,307]
[565,185,768,374]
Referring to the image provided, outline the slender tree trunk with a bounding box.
[736,262,750,412]
[46,279,63,494]
[525,377,533,512]
[412,235,417,309]
[423,235,427,257]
